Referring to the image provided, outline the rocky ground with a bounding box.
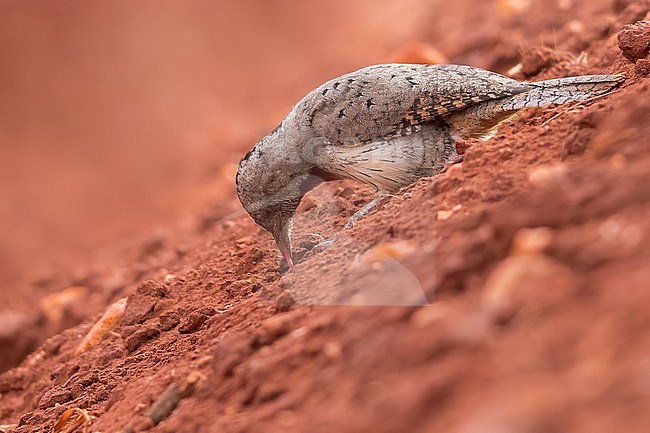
[1,0,650,432]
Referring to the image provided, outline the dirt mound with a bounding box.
[2,1,650,432]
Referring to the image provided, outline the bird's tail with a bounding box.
[447,73,624,139]
[508,74,625,109]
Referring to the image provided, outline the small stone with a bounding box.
[159,311,181,331]
[510,227,554,256]
[197,306,217,316]
[253,315,291,347]
[635,58,650,76]
[618,20,650,62]
[436,210,454,221]
[459,373,566,433]
[178,312,208,334]
[507,63,524,79]
[135,280,167,298]
[37,385,72,408]
[124,327,160,352]
[123,297,156,325]
[121,324,139,338]
[275,291,295,312]
[527,164,567,187]
[483,255,579,323]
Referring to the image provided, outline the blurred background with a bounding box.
[0,0,609,294]
[0,0,431,291]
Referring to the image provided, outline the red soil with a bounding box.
[2,1,650,432]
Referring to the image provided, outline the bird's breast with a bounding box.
[315,122,455,192]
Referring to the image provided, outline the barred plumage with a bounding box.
[236,63,624,267]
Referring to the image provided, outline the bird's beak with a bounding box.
[275,221,294,269]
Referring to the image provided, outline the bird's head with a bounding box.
[236,126,320,269]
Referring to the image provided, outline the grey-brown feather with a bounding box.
[235,63,623,259]
[290,64,531,147]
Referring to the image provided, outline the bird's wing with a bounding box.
[292,64,532,146]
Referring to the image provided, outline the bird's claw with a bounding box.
[439,154,464,174]
[345,195,387,228]
[314,238,335,251]
[308,237,336,257]
[345,212,364,229]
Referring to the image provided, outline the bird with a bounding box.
[236,63,624,269]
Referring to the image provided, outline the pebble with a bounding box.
[275,291,296,312]
[37,386,72,408]
[123,297,156,326]
[124,327,160,352]
[254,315,291,347]
[482,254,578,322]
[635,58,650,76]
[436,210,454,221]
[135,280,167,298]
[178,312,208,334]
[158,311,181,331]
[197,306,217,316]
[510,227,554,256]
[618,20,650,62]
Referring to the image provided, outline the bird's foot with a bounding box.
[312,238,336,253]
[439,154,464,174]
[305,235,337,259]
[345,194,390,228]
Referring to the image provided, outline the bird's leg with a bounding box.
[439,154,464,174]
[345,192,389,228]
[308,192,390,258]
[309,234,338,255]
